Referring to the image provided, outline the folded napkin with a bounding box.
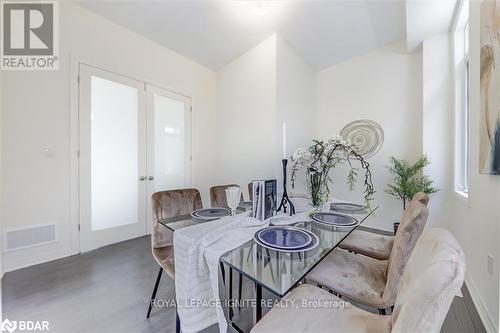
[174,212,268,333]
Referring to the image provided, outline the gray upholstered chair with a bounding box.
[339,192,430,260]
[210,184,243,207]
[248,182,253,201]
[147,188,203,319]
[306,196,429,312]
[251,228,465,333]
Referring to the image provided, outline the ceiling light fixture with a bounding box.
[225,1,283,24]
[250,2,270,16]
[244,1,282,17]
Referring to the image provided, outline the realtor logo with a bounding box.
[1,1,59,70]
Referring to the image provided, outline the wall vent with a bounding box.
[3,224,57,252]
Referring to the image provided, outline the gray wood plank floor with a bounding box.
[2,236,486,333]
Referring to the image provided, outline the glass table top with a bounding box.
[219,207,378,297]
[158,214,197,231]
[159,208,248,231]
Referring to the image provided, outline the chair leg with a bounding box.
[176,308,181,333]
[146,267,163,319]
[238,273,243,311]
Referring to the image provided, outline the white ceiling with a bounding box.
[406,0,458,52]
[75,1,407,71]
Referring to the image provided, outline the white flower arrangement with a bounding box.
[289,135,375,208]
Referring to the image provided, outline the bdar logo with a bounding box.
[0,319,49,332]
[0,319,17,333]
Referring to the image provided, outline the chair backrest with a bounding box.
[391,228,465,332]
[210,184,243,207]
[248,182,253,201]
[151,188,202,248]
[382,197,429,305]
[412,192,430,206]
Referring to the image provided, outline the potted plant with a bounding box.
[385,155,438,233]
[290,136,375,210]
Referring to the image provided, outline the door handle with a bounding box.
[139,176,146,181]
[148,176,154,181]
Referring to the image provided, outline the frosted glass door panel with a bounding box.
[91,76,139,231]
[153,93,187,190]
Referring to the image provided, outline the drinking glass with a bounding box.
[225,186,241,216]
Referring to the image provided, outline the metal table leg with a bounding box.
[229,267,233,320]
[254,282,263,324]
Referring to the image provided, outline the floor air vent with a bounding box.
[3,224,57,252]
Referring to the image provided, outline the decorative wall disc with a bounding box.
[340,119,384,158]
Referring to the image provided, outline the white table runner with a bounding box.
[173,212,269,333]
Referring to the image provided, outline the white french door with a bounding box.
[78,64,191,252]
[145,86,191,232]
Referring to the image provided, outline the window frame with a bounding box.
[452,0,470,199]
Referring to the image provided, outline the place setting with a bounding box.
[330,202,368,214]
[309,211,359,229]
[191,207,232,222]
[253,226,319,253]
[191,186,248,222]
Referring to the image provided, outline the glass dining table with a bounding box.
[159,206,378,333]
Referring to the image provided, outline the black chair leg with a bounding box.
[238,273,243,311]
[146,267,163,319]
[176,308,181,333]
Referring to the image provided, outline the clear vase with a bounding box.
[306,168,330,210]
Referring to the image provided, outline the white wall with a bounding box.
[215,35,316,200]
[215,35,277,199]
[275,36,316,192]
[0,57,3,319]
[422,34,453,230]
[1,1,217,272]
[316,41,423,230]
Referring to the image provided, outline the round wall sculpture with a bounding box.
[340,119,384,158]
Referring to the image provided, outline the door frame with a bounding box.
[70,59,193,253]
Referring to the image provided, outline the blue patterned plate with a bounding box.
[331,202,367,213]
[255,227,312,250]
[310,212,358,226]
[254,227,319,253]
[191,207,231,221]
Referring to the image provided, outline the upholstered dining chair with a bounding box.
[248,182,253,201]
[210,184,243,207]
[250,228,465,333]
[147,188,203,319]
[306,195,429,312]
[339,192,430,260]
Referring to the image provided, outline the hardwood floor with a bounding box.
[2,236,486,333]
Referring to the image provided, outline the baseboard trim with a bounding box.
[464,272,498,333]
[3,248,74,274]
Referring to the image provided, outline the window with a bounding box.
[462,23,470,193]
[453,1,470,197]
